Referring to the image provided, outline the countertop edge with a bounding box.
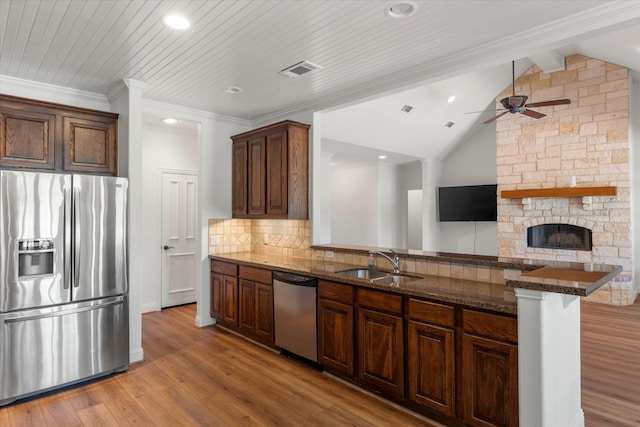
[505,266,623,296]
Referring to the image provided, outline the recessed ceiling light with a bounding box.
[385,1,417,18]
[163,118,178,124]
[379,155,388,160]
[163,14,190,30]
[447,95,456,103]
[224,86,242,94]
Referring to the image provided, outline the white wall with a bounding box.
[331,165,379,246]
[437,122,498,255]
[631,78,639,298]
[140,123,199,312]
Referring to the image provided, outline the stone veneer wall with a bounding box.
[496,54,634,305]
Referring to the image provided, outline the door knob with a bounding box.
[163,245,174,250]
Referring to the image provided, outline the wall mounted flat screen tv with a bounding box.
[438,184,497,222]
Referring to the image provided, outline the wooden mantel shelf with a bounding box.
[500,186,617,199]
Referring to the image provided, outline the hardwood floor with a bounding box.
[581,300,640,427]
[1,299,638,426]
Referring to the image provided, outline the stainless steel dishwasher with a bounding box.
[273,271,317,362]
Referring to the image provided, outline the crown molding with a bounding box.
[143,98,251,126]
[0,74,110,110]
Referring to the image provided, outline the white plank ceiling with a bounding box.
[1,0,639,124]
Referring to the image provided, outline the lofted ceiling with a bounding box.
[1,1,639,161]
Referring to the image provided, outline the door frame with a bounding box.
[157,168,199,311]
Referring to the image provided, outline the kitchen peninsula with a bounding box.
[210,245,621,427]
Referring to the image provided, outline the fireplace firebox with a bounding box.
[527,224,592,251]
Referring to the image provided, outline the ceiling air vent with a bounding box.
[279,60,321,78]
[401,105,413,113]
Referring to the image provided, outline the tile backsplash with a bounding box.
[208,219,312,258]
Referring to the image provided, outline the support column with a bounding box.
[515,288,584,427]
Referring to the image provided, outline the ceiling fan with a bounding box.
[474,61,571,124]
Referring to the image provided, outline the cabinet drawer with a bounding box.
[238,265,272,284]
[210,259,238,276]
[462,309,517,343]
[318,280,354,304]
[358,288,402,315]
[407,299,454,327]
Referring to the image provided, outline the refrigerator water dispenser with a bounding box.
[17,239,54,277]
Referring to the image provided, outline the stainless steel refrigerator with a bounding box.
[0,170,129,406]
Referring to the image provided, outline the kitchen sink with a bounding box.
[335,268,421,286]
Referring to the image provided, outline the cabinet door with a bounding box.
[239,280,255,333]
[407,320,455,416]
[318,298,354,375]
[266,131,287,215]
[221,276,239,326]
[247,136,266,215]
[462,334,518,427]
[0,107,55,170]
[231,140,248,215]
[62,115,117,175]
[210,272,223,319]
[254,283,274,343]
[357,308,404,396]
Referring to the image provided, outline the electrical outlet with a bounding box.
[325,251,334,258]
[210,236,220,246]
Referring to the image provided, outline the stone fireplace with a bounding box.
[527,223,592,251]
[496,54,634,305]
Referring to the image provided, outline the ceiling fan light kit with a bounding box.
[480,61,571,124]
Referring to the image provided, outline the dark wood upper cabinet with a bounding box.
[231,140,248,215]
[62,114,117,174]
[247,136,266,215]
[0,95,118,175]
[231,120,309,219]
[0,107,56,170]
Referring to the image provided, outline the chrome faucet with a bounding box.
[369,249,401,274]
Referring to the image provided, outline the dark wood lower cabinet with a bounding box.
[461,334,518,427]
[357,307,404,397]
[221,275,239,326]
[318,298,354,375]
[210,272,222,319]
[407,320,455,416]
[210,261,274,344]
[254,282,274,342]
[239,279,255,333]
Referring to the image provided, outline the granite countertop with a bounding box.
[312,244,623,298]
[210,250,623,315]
[210,252,519,315]
[506,264,622,296]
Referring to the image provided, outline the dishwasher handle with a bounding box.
[272,271,317,286]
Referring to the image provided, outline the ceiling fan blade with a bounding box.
[465,108,507,115]
[525,99,571,108]
[521,109,546,119]
[483,111,509,124]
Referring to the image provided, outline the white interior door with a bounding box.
[161,172,198,308]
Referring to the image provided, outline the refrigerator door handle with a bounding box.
[73,186,80,288]
[64,185,72,290]
[3,297,125,323]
